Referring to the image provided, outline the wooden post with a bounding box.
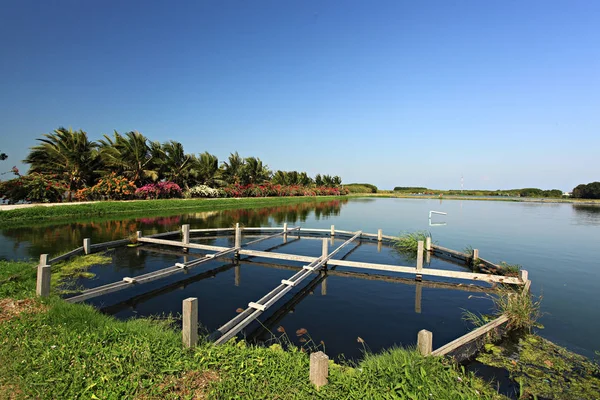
[425,236,431,251]
[234,223,241,248]
[472,248,479,262]
[235,265,241,286]
[136,231,142,239]
[309,351,329,388]
[182,224,190,253]
[415,282,422,314]
[322,238,328,266]
[283,222,288,233]
[330,225,335,237]
[182,297,198,348]
[283,222,288,243]
[36,254,50,297]
[416,240,424,281]
[234,223,241,260]
[519,269,529,283]
[417,329,433,356]
[83,238,91,255]
[377,229,382,242]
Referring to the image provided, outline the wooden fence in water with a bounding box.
[34,223,531,388]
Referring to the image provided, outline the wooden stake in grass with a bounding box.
[36,254,51,297]
[417,329,433,356]
[309,351,329,388]
[182,297,198,348]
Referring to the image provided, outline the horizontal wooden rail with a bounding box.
[48,247,84,264]
[136,236,523,285]
[65,246,238,303]
[431,314,509,357]
[244,226,300,246]
[89,238,131,251]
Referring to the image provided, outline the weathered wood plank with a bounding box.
[431,315,509,356]
[89,238,131,250]
[138,237,228,252]
[244,226,300,246]
[48,247,85,264]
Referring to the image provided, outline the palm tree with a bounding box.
[272,170,287,185]
[220,152,245,185]
[243,157,271,185]
[99,131,158,186]
[298,172,313,186]
[322,174,334,187]
[314,174,324,186]
[159,141,195,189]
[195,152,222,187]
[23,127,101,201]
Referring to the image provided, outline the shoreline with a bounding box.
[349,193,600,205]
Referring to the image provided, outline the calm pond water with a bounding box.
[1,198,599,360]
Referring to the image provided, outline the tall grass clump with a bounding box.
[464,287,542,333]
[394,231,431,256]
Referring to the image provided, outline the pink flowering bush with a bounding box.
[135,181,182,199]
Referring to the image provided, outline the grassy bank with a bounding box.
[0,259,506,399]
[0,196,344,225]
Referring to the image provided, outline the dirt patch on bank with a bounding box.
[0,298,47,324]
[136,370,220,399]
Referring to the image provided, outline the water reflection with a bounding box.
[0,199,348,260]
[572,204,600,226]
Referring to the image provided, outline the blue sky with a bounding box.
[1,1,598,191]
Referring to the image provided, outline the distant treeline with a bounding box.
[393,187,565,198]
[0,127,347,203]
[572,182,600,199]
[393,187,428,192]
[345,183,378,193]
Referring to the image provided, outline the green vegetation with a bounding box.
[498,262,521,277]
[463,287,542,332]
[0,259,508,399]
[51,253,112,294]
[393,186,428,192]
[392,186,565,198]
[0,260,37,299]
[477,335,600,400]
[394,231,431,257]
[572,181,600,199]
[0,127,347,204]
[345,183,378,193]
[0,196,343,225]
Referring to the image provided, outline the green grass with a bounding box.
[463,287,542,332]
[0,297,507,400]
[0,260,508,399]
[0,260,37,299]
[394,231,431,257]
[0,196,345,226]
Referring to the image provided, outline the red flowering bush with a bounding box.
[0,173,67,203]
[221,183,348,198]
[135,181,182,199]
